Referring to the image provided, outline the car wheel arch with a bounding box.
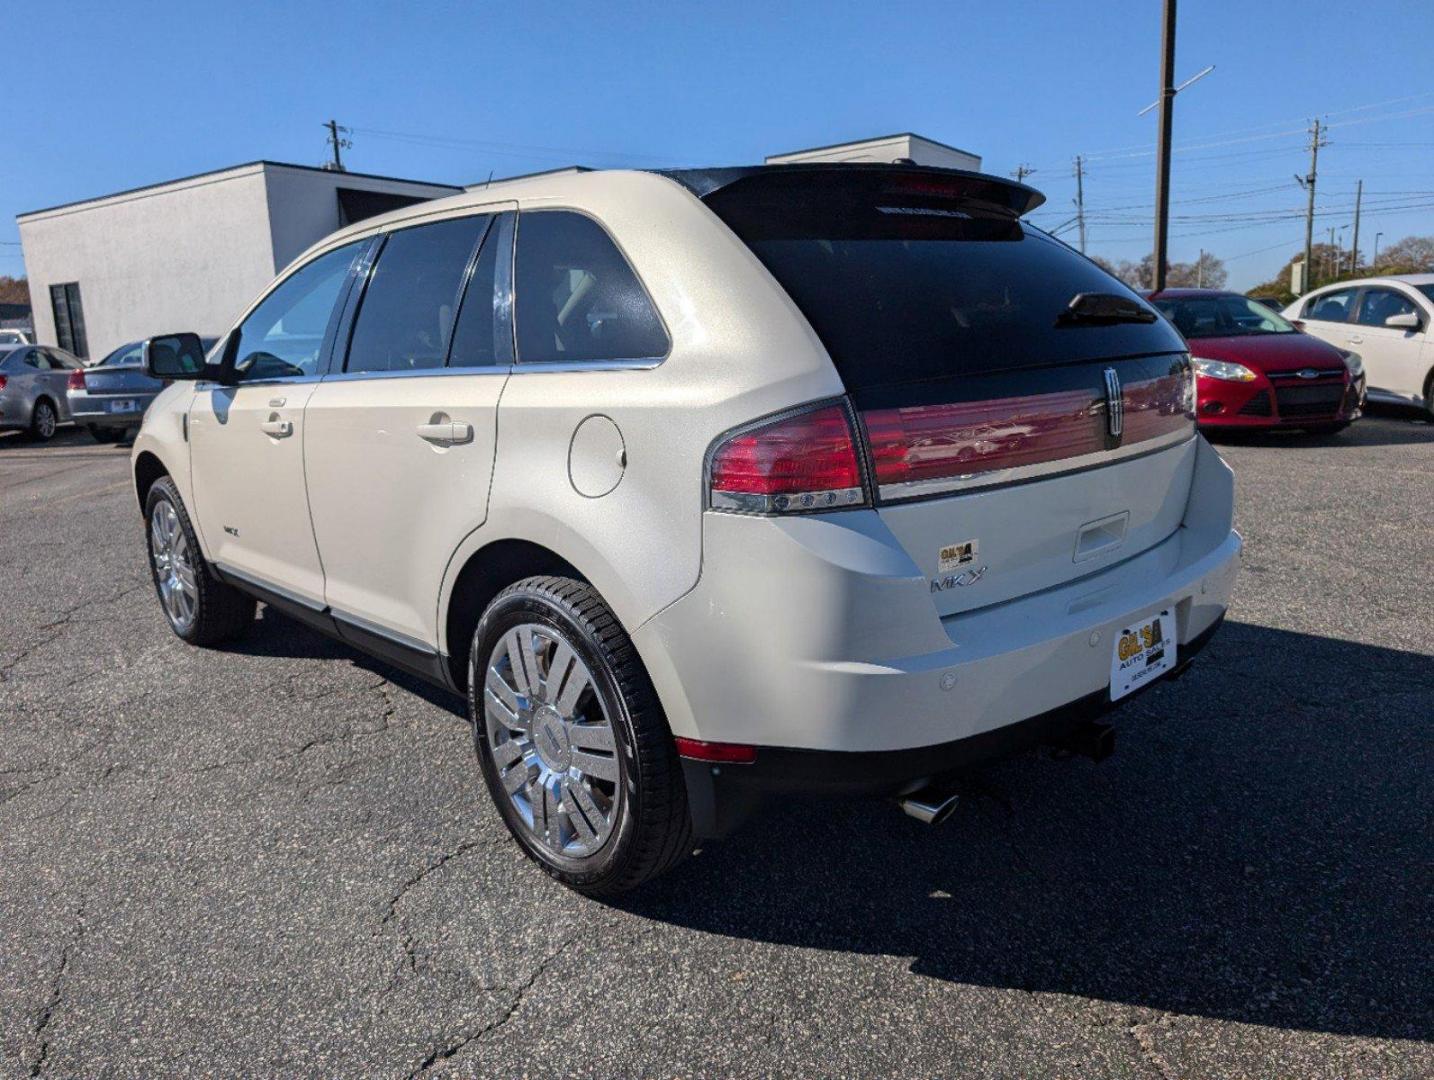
[133,451,170,513]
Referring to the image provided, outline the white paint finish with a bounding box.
[636,438,1238,749]
[17,163,457,361]
[187,381,327,604]
[303,370,508,645]
[567,414,625,497]
[766,133,981,171]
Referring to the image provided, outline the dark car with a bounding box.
[1147,289,1364,434]
[67,338,217,442]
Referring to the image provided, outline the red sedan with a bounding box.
[1146,289,1365,434]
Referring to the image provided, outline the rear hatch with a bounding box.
[698,166,1196,616]
[80,362,161,397]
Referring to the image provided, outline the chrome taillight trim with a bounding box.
[875,426,1195,503]
[710,486,866,515]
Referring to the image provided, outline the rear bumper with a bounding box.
[634,437,1241,834]
[67,391,156,427]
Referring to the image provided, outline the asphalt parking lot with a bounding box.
[1,413,1430,1079]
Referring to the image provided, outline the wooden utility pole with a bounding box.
[1152,0,1178,291]
[1073,155,1087,254]
[1349,179,1363,273]
[1298,119,1325,289]
[1011,164,1036,183]
[324,119,350,172]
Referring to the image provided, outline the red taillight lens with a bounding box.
[708,403,866,514]
[674,737,757,764]
[67,369,87,391]
[0,375,7,392]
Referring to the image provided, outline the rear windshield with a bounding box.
[1151,294,1297,338]
[703,171,1184,396]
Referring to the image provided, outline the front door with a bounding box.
[188,240,365,605]
[1349,286,1429,400]
[303,208,514,652]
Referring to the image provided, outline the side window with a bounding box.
[1304,287,1356,323]
[1355,288,1417,327]
[345,216,489,374]
[22,349,43,369]
[233,241,362,381]
[448,214,508,368]
[514,211,668,364]
[45,349,81,370]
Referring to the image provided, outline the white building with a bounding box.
[766,133,981,171]
[17,161,458,360]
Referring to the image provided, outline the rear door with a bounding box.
[704,169,1196,616]
[1348,286,1427,399]
[303,206,514,659]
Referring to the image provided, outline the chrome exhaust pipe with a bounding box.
[897,787,961,825]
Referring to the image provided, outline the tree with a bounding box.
[1088,253,1226,291]
[1372,235,1434,273]
[0,276,29,305]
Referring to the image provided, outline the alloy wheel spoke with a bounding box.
[568,722,615,754]
[484,687,523,733]
[570,748,619,784]
[545,640,577,707]
[486,668,522,714]
[562,778,600,845]
[554,661,591,716]
[504,630,535,695]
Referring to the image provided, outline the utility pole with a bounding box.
[1011,164,1036,183]
[1296,118,1325,290]
[1152,0,1178,291]
[1197,248,1205,287]
[323,119,351,172]
[1349,179,1363,273]
[1073,155,1087,254]
[1373,231,1383,267]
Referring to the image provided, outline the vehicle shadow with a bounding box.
[1208,411,1433,449]
[618,621,1434,1042]
[230,606,466,719]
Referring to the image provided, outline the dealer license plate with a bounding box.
[1110,609,1176,701]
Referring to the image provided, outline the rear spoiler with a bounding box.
[658,163,1045,217]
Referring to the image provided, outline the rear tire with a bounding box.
[469,576,693,896]
[29,399,58,441]
[144,477,255,646]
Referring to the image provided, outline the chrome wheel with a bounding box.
[34,401,56,439]
[149,501,197,632]
[483,624,620,859]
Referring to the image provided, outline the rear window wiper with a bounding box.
[1057,292,1158,326]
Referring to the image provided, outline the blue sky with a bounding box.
[4,0,1432,289]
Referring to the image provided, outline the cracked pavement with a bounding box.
[1,414,1431,1078]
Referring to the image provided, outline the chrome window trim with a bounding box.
[196,372,327,389]
[877,426,1196,503]
[321,364,511,383]
[509,357,663,374]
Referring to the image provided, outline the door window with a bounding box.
[448,215,508,368]
[1355,288,1418,327]
[1303,288,1356,323]
[344,216,490,374]
[514,211,668,363]
[233,242,363,381]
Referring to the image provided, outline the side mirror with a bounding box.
[143,332,209,380]
[1384,311,1422,331]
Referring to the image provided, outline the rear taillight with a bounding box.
[708,402,867,514]
[67,370,87,391]
[0,375,7,392]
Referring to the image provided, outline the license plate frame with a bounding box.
[108,398,139,414]
[1110,608,1176,701]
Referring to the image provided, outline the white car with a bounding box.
[131,165,1240,894]
[1284,275,1434,417]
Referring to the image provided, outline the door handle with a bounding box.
[260,418,293,438]
[1346,335,1364,344]
[416,421,473,445]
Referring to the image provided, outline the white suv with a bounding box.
[132,165,1240,894]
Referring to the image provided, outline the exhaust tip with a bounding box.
[898,789,961,825]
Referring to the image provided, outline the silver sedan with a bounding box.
[0,344,83,441]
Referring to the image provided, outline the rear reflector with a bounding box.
[708,403,866,514]
[862,370,1192,497]
[674,737,757,764]
[67,370,87,391]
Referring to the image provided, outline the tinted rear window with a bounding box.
[703,172,1184,396]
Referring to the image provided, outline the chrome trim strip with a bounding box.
[711,486,865,516]
[321,364,511,383]
[1103,367,1123,439]
[214,562,326,611]
[196,373,325,389]
[877,427,1195,502]
[511,357,663,374]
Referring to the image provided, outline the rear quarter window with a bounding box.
[702,171,1185,401]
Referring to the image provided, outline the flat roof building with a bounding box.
[17,161,458,359]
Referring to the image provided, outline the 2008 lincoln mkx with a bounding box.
[131,163,1239,895]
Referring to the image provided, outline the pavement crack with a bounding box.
[378,839,487,986]
[27,900,86,1077]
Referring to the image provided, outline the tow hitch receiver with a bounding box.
[1049,721,1116,762]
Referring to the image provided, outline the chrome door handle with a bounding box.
[416,421,473,445]
[1346,335,1364,344]
[260,418,293,438]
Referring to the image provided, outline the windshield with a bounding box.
[1152,295,1297,339]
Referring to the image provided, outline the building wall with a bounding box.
[19,165,276,360]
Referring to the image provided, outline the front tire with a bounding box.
[469,576,692,896]
[144,477,255,646]
[29,399,58,441]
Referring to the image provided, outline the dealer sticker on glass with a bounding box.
[1110,608,1176,701]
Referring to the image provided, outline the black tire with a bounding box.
[88,425,124,443]
[144,476,256,646]
[29,399,58,441]
[1300,421,1350,436]
[469,576,692,896]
